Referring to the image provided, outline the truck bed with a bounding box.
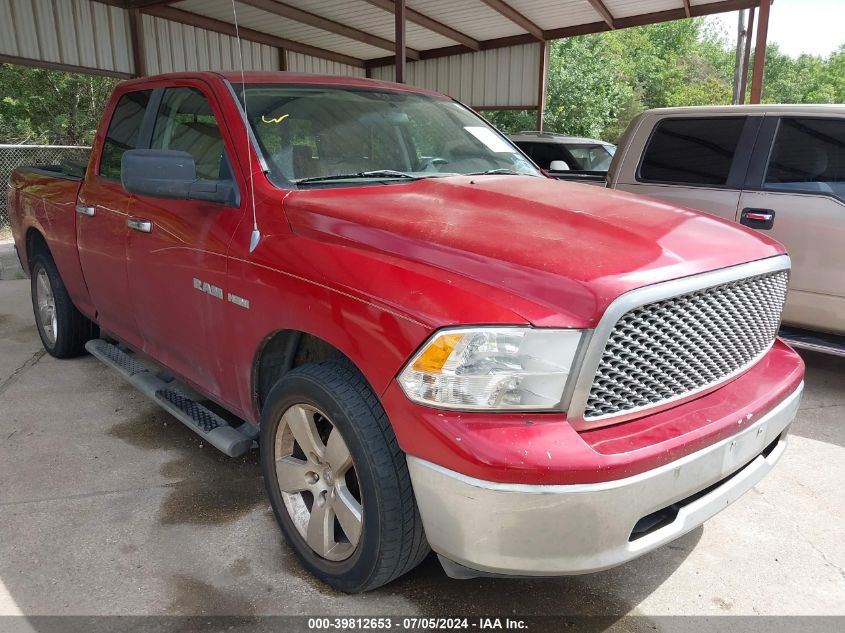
[7,163,88,304]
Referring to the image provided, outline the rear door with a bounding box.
[614,114,760,221]
[738,115,845,334]
[77,89,152,347]
[124,81,245,399]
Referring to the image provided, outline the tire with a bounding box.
[260,361,429,593]
[30,251,97,358]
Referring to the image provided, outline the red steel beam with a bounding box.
[362,0,480,51]
[395,0,407,83]
[481,0,544,41]
[750,0,771,103]
[739,8,756,103]
[127,8,146,77]
[587,0,616,29]
[238,0,420,59]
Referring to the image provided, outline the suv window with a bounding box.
[568,145,614,171]
[639,117,746,186]
[151,87,227,181]
[518,142,574,170]
[764,117,845,200]
[99,90,152,180]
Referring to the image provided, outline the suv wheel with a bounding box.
[260,362,429,592]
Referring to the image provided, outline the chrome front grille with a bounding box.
[584,269,789,421]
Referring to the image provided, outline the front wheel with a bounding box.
[260,362,429,592]
[30,251,96,358]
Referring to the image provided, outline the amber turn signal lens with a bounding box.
[411,333,463,372]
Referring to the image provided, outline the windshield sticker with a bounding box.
[464,126,513,153]
[262,114,289,124]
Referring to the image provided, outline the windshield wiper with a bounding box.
[464,168,527,176]
[295,170,419,184]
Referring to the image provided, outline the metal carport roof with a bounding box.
[0,0,773,125]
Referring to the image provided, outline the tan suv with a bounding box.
[608,105,845,348]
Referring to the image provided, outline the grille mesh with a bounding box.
[584,270,789,421]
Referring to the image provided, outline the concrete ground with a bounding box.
[0,240,24,281]
[0,276,844,623]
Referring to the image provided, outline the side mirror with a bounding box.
[549,160,570,172]
[121,149,239,206]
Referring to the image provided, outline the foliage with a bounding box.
[0,64,118,145]
[486,18,844,143]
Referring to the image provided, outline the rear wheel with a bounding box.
[260,362,429,593]
[30,252,96,358]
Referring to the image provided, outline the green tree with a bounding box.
[0,64,117,145]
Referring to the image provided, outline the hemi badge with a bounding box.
[228,293,250,309]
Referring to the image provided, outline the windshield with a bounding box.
[234,84,539,187]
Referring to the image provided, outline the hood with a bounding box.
[282,176,784,327]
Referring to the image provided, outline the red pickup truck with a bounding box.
[7,72,804,593]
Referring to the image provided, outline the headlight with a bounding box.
[398,327,583,411]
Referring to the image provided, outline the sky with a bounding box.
[709,0,844,58]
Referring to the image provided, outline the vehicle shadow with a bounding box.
[377,527,702,625]
[789,350,845,449]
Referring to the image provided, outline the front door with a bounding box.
[125,82,245,400]
[738,115,845,334]
[77,89,152,348]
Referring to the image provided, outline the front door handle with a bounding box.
[127,217,152,233]
[740,208,775,230]
[75,204,95,217]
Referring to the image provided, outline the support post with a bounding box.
[749,0,771,104]
[731,10,746,104]
[128,8,146,77]
[395,0,406,83]
[739,7,755,104]
[279,47,287,71]
[536,40,548,131]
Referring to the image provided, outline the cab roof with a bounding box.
[119,71,449,101]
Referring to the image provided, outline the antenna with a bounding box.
[231,0,261,253]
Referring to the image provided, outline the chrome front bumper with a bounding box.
[408,382,803,577]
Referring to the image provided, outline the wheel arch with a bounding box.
[252,329,372,417]
[25,227,51,272]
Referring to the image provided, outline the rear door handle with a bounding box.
[75,204,95,217]
[740,208,775,230]
[127,217,152,233]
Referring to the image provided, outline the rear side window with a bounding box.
[151,87,226,181]
[99,90,152,180]
[764,117,845,200]
[639,117,746,186]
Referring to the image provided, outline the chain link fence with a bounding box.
[1,145,91,238]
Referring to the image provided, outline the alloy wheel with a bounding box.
[274,404,363,561]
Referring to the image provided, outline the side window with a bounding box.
[764,118,845,199]
[518,142,573,170]
[151,87,227,181]
[99,90,152,180]
[639,117,746,186]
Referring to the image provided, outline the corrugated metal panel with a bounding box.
[143,14,279,75]
[283,0,457,52]
[407,0,524,41]
[286,52,366,77]
[509,0,602,30]
[0,0,132,74]
[370,43,540,108]
[605,0,678,20]
[174,0,385,62]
